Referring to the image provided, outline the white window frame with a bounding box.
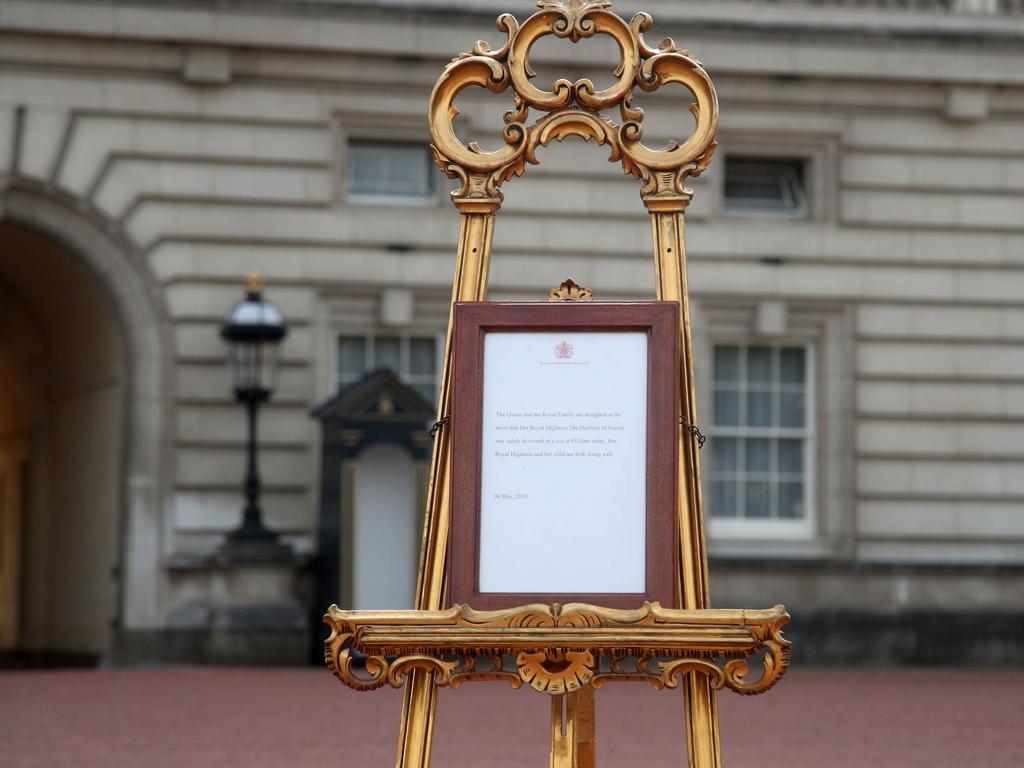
[344,139,438,206]
[708,342,817,541]
[702,131,839,223]
[693,299,853,560]
[336,331,443,402]
[330,109,444,209]
[722,156,810,219]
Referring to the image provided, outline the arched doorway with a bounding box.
[0,222,125,662]
[0,182,171,665]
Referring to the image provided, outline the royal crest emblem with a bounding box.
[554,340,574,359]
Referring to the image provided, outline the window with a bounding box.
[347,140,434,199]
[338,333,439,401]
[708,344,814,535]
[723,157,808,217]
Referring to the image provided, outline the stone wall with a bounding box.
[0,0,1021,661]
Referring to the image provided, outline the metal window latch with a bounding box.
[678,415,706,449]
[429,416,448,439]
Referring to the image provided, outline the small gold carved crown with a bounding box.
[548,278,593,302]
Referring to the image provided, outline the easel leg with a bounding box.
[397,677,437,768]
[550,689,597,768]
[683,678,720,768]
[396,203,498,768]
[574,688,597,768]
[649,206,724,768]
[550,695,570,768]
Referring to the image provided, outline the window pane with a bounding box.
[714,389,739,426]
[349,150,380,191]
[409,337,436,376]
[714,346,740,382]
[710,480,737,519]
[709,341,814,528]
[413,382,436,403]
[745,438,770,473]
[338,336,366,375]
[780,347,805,385]
[778,481,804,519]
[349,141,431,197]
[780,391,805,428]
[747,346,772,383]
[712,437,738,472]
[724,157,807,215]
[375,336,401,372]
[744,481,771,518]
[385,154,426,191]
[746,390,772,427]
[727,178,781,203]
[778,439,803,474]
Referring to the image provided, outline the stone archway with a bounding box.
[0,181,172,662]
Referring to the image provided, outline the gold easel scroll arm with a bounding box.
[324,602,790,696]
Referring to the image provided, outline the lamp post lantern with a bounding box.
[219,273,292,559]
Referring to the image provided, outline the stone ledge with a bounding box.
[789,610,1024,666]
[113,627,310,666]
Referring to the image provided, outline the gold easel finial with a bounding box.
[246,271,264,295]
[548,278,593,302]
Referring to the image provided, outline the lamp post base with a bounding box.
[119,549,310,665]
[218,526,295,563]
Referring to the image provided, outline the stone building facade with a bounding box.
[0,0,1022,664]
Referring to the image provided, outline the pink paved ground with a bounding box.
[1,667,1022,767]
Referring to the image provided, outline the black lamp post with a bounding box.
[219,273,292,560]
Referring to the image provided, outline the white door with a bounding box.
[351,442,416,609]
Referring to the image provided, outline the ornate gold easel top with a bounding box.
[429,0,718,212]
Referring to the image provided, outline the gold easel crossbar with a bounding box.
[326,602,790,696]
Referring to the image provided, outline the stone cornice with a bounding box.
[2,0,1024,86]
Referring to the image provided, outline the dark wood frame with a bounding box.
[449,301,680,610]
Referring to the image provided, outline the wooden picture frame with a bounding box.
[449,301,679,610]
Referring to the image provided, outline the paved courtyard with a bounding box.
[1,667,1022,767]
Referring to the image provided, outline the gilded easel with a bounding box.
[324,3,790,766]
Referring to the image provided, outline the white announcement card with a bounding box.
[478,331,648,594]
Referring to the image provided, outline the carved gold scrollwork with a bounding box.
[450,654,523,689]
[429,55,526,201]
[324,602,790,697]
[429,0,718,207]
[507,3,639,112]
[323,631,390,691]
[720,631,792,696]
